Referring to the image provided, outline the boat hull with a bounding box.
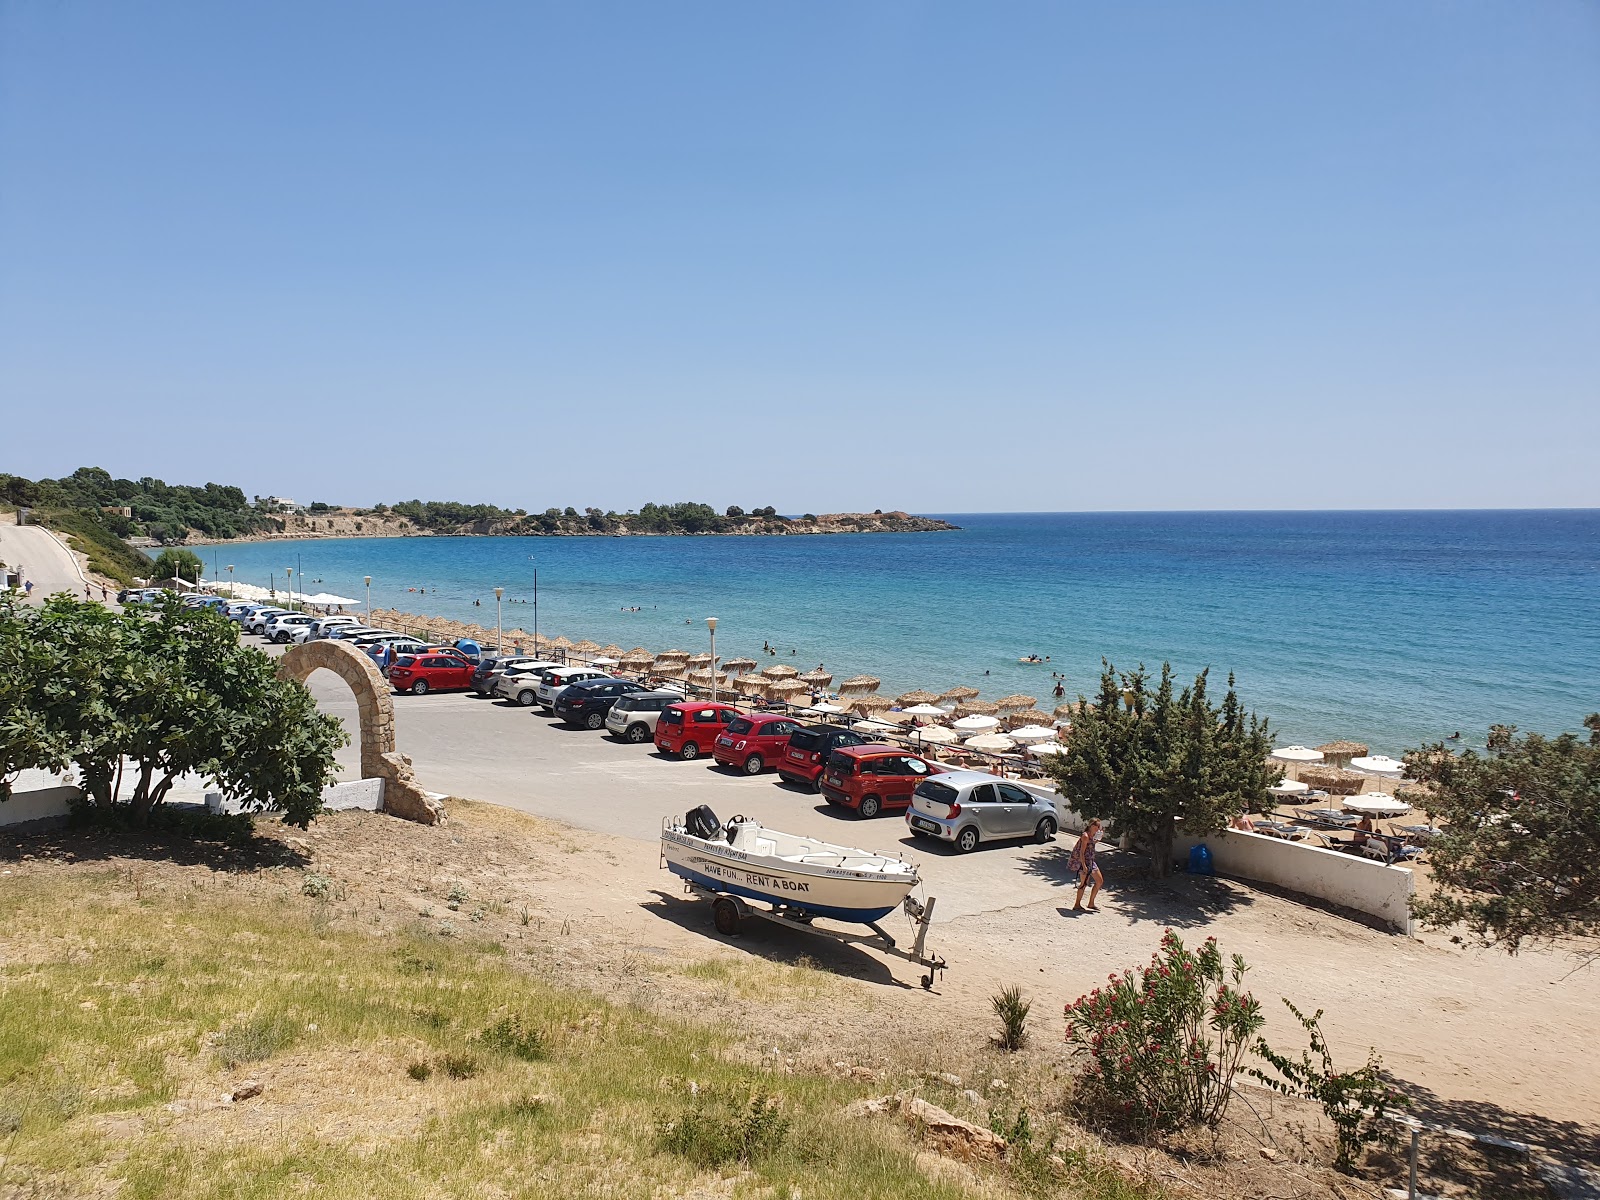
[662,830,915,924]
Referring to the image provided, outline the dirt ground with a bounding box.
[6,800,1594,1198]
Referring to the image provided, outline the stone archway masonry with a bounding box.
[275,640,446,825]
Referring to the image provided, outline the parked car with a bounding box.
[712,713,804,775]
[904,770,1061,852]
[245,607,293,634]
[534,666,611,713]
[654,701,743,761]
[326,625,384,640]
[775,725,868,789]
[471,655,540,696]
[232,603,278,625]
[341,630,403,649]
[818,745,937,818]
[492,661,566,705]
[307,615,363,640]
[386,652,474,695]
[552,679,651,729]
[604,689,683,743]
[264,613,317,643]
[222,601,257,620]
[362,638,428,662]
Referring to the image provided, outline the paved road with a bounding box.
[0,521,90,603]
[269,638,1071,923]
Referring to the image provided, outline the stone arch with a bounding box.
[276,640,445,825]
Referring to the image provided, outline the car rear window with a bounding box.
[826,751,857,775]
[726,718,755,735]
[393,656,417,667]
[660,708,684,725]
[915,781,958,805]
[787,729,831,752]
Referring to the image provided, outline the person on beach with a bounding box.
[1069,820,1103,912]
[1231,811,1256,832]
[1353,816,1374,849]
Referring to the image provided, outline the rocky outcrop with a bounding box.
[844,1092,1008,1162]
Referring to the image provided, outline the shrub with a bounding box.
[1252,1000,1408,1172]
[301,873,332,899]
[479,1014,546,1061]
[1063,930,1262,1135]
[406,1061,432,1081]
[657,1085,789,1167]
[214,1015,298,1068]
[992,985,1031,1051]
[438,1054,478,1080]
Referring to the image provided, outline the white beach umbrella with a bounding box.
[1270,745,1325,763]
[912,725,959,746]
[588,656,620,667]
[964,732,1015,753]
[1349,754,1407,778]
[902,703,949,719]
[1027,742,1068,757]
[1342,793,1412,818]
[1268,779,1311,796]
[806,701,849,715]
[1006,724,1058,745]
[952,714,1001,734]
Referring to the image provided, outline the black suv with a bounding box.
[552,678,651,729]
[776,724,867,789]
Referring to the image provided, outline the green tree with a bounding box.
[151,548,204,582]
[0,594,345,826]
[1045,662,1278,878]
[1407,715,1600,955]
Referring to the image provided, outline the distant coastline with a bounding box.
[183,509,960,545]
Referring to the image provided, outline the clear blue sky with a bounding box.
[2,2,1596,513]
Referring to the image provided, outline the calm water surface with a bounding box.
[211,511,1600,754]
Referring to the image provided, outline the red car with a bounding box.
[387,653,474,695]
[712,713,803,775]
[819,745,937,818]
[654,701,743,761]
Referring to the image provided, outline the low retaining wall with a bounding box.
[206,777,386,815]
[0,785,80,831]
[1174,830,1415,934]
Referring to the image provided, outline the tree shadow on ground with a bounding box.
[1395,1077,1600,1166]
[2,814,310,873]
[1019,843,1255,929]
[639,889,915,990]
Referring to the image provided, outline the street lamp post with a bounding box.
[706,616,718,703]
[285,567,294,609]
[494,586,504,653]
[364,576,372,621]
[530,560,538,652]
[226,565,234,598]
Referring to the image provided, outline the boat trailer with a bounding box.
[681,879,948,990]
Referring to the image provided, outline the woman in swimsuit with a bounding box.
[1070,819,1104,912]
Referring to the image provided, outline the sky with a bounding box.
[1,2,1597,514]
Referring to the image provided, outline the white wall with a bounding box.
[205,777,385,815]
[1174,830,1415,934]
[0,785,80,829]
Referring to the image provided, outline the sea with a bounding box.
[206,510,1599,756]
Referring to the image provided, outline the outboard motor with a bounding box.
[684,805,721,841]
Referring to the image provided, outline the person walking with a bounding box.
[1069,819,1104,912]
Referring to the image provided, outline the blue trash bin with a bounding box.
[1188,843,1214,876]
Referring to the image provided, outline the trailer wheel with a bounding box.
[712,897,741,936]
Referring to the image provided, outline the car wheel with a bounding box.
[625,724,650,744]
[411,679,430,695]
[955,825,979,854]
[858,795,882,819]
[585,711,605,730]
[742,754,764,776]
[1034,816,1058,843]
[680,741,700,761]
[517,689,536,707]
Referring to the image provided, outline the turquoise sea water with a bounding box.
[208,511,1599,755]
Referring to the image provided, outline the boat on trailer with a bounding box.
[661,806,947,988]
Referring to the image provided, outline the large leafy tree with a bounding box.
[150,548,204,583]
[0,593,345,826]
[1406,716,1600,955]
[1046,662,1279,878]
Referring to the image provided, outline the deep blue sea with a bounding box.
[208,511,1599,755]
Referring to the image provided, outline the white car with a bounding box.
[300,615,362,642]
[245,607,293,634]
[492,661,565,705]
[535,666,610,712]
[264,613,317,643]
[604,690,682,743]
[904,770,1065,853]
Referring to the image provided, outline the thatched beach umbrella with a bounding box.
[627,646,652,658]
[938,686,980,703]
[1054,703,1082,721]
[896,689,940,706]
[767,679,809,702]
[550,635,574,650]
[994,693,1037,713]
[1005,709,1054,729]
[1298,765,1368,795]
[955,699,999,717]
[572,639,602,655]
[1314,741,1368,768]
[653,661,687,679]
[687,653,713,668]
[762,664,800,679]
[619,654,654,673]
[655,650,690,666]
[729,676,769,699]
[852,694,893,715]
[599,644,625,658]
[800,669,834,688]
[722,657,758,676]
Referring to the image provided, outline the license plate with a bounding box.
[788,750,804,762]
[825,775,841,787]
[912,817,942,834]
[717,737,733,747]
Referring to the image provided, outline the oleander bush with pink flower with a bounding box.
[1063,930,1263,1135]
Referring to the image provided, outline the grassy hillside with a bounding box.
[36,507,151,586]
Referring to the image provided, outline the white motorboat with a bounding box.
[661,806,919,924]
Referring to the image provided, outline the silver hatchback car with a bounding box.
[905,770,1063,853]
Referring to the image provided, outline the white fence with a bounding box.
[1174,829,1415,933]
